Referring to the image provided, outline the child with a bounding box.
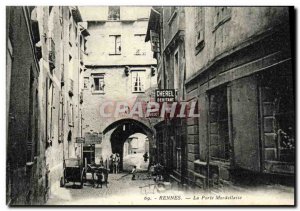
[131,166,137,180]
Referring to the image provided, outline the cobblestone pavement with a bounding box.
[46,172,294,205]
[46,172,178,205]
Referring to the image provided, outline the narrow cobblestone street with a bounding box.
[46,171,294,205]
[46,172,178,205]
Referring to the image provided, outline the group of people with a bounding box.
[148,162,166,182]
[109,153,121,174]
[87,152,166,187]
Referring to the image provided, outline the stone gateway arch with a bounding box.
[101,118,155,171]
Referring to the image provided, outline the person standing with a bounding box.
[131,166,137,180]
[143,152,149,162]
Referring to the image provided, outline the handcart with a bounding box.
[61,158,85,188]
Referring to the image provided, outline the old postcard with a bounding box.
[6,6,295,206]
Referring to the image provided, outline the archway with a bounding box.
[123,133,150,171]
[103,118,154,172]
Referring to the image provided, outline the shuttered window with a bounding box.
[209,87,230,161]
[109,35,121,55]
[68,102,74,127]
[194,7,205,54]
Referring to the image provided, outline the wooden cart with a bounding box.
[61,158,85,188]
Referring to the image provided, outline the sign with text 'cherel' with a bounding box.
[155,89,176,102]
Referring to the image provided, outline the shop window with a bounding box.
[260,70,295,163]
[108,6,120,20]
[209,87,230,161]
[194,7,205,54]
[109,35,121,55]
[132,70,145,93]
[92,74,105,93]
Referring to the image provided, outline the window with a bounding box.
[92,74,105,93]
[83,77,89,89]
[109,35,121,55]
[132,70,145,93]
[209,87,230,161]
[69,22,73,46]
[68,103,74,127]
[150,30,160,53]
[108,6,120,20]
[213,7,231,30]
[59,6,63,25]
[83,145,95,166]
[194,7,205,54]
[134,34,146,55]
[260,70,295,163]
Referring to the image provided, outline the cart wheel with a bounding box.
[60,177,65,187]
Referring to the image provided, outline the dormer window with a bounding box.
[108,6,120,20]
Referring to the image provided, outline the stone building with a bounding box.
[146,6,190,186]
[6,6,87,205]
[35,6,88,199]
[146,7,294,189]
[6,6,44,205]
[80,6,157,170]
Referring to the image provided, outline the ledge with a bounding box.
[185,26,285,86]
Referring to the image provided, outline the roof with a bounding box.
[145,8,161,42]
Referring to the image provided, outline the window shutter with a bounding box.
[116,36,121,54]
[195,7,205,52]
